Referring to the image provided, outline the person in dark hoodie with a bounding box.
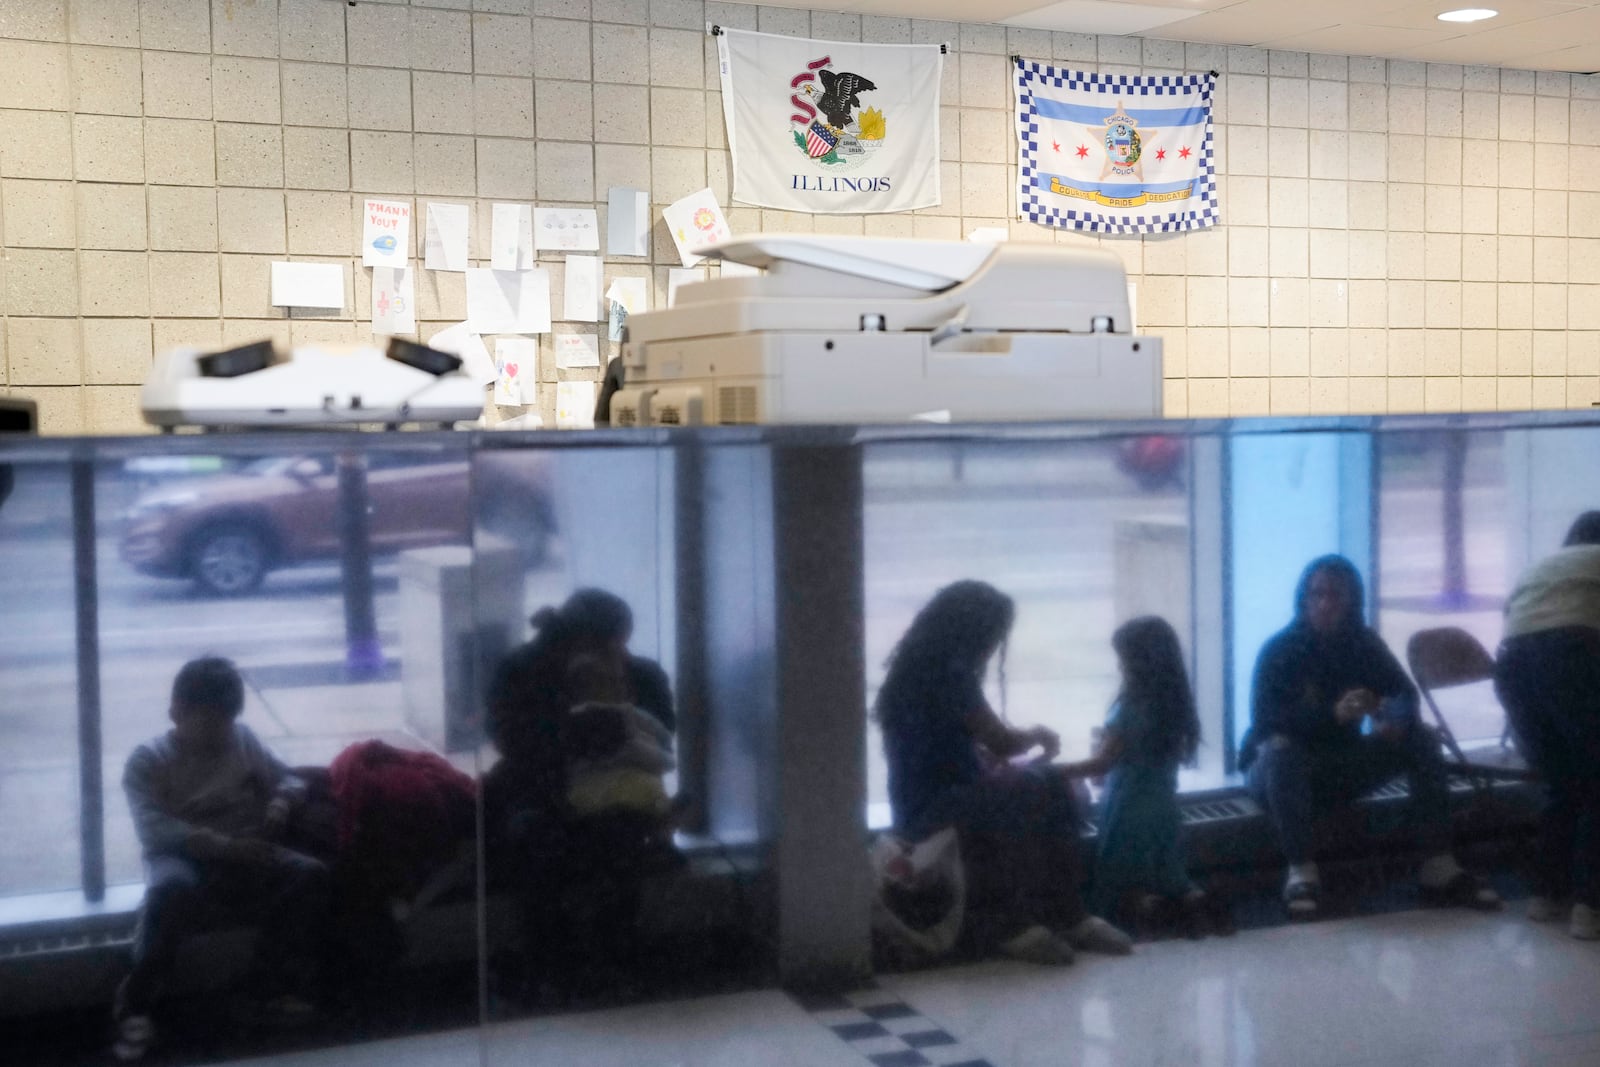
[1241,555,1500,919]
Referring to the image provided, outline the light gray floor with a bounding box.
[221,906,1600,1067]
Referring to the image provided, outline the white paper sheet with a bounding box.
[605,276,648,342]
[370,267,417,336]
[362,198,411,268]
[563,255,600,321]
[270,262,345,309]
[662,188,731,267]
[556,380,596,429]
[427,321,497,386]
[424,203,469,272]
[719,260,762,279]
[495,338,538,406]
[490,203,532,271]
[967,226,1009,242]
[534,207,600,251]
[466,268,551,335]
[555,333,600,369]
[606,187,650,256]
[667,267,702,308]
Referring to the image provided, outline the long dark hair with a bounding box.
[1565,511,1600,547]
[528,588,633,658]
[488,588,634,772]
[1112,615,1200,764]
[874,580,1015,729]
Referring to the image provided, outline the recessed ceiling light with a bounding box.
[1437,8,1498,22]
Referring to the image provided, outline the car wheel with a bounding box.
[189,525,269,596]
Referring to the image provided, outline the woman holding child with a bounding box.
[485,588,680,1002]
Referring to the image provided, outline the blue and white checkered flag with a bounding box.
[1014,60,1219,236]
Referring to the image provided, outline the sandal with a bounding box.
[1283,880,1320,920]
[1419,870,1502,911]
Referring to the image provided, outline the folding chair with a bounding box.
[1405,627,1536,794]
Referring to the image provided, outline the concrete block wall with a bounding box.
[0,0,1597,432]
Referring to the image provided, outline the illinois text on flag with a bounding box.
[717,28,942,214]
[1014,60,1218,236]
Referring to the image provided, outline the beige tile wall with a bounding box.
[2,0,1599,432]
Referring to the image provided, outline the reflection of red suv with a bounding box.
[120,453,555,595]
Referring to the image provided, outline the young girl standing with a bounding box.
[1064,616,1208,935]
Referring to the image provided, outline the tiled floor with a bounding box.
[225,908,1600,1067]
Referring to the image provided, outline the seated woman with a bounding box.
[876,580,1131,965]
[483,588,679,1003]
[1241,554,1499,919]
[1496,511,1600,938]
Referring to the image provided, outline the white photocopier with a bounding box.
[611,235,1162,427]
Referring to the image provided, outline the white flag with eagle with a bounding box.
[1015,59,1219,236]
[716,27,943,214]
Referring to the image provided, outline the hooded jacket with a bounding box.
[1239,555,1418,772]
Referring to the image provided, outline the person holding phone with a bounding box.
[1239,555,1500,919]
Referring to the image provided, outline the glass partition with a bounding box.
[862,434,1194,826]
[1,408,1597,1064]
[0,448,80,899]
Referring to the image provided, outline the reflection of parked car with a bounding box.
[120,453,555,595]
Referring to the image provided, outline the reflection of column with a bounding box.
[72,459,105,902]
[673,442,709,834]
[337,453,382,676]
[1441,429,1468,608]
[771,442,869,990]
[699,436,871,989]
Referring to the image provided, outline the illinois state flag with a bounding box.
[1015,60,1219,236]
[717,28,942,214]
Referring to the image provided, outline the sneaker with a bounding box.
[1528,896,1564,923]
[111,1014,155,1062]
[1571,903,1600,940]
[1284,879,1320,920]
[1065,915,1134,956]
[999,924,1075,966]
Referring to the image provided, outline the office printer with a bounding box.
[141,340,485,430]
[611,235,1162,426]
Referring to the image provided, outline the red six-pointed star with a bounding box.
[1155,147,1166,160]
[1052,140,1061,152]
[1179,145,1192,159]
[1075,144,1089,158]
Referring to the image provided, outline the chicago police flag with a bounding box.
[717,28,943,214]
[1015,59,1218,235]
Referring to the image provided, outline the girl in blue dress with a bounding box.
[1068,616,1207,935]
